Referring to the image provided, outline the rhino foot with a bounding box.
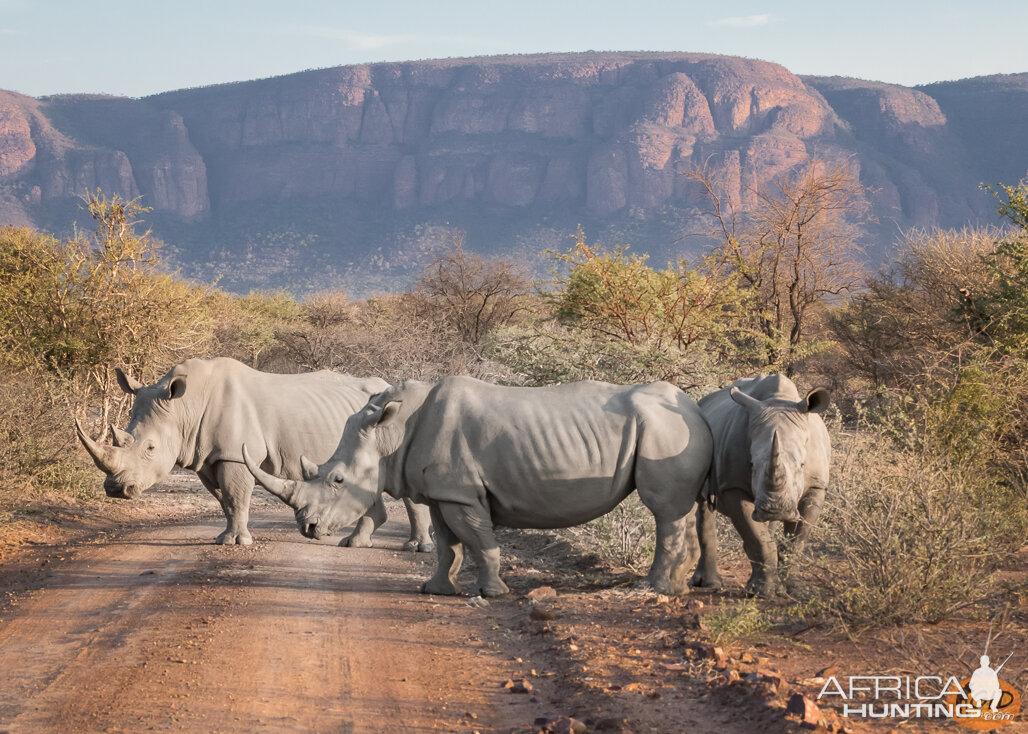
[472,578,510,598]
[635,577,688,596]
[743,575,781,599]
[421,578,462,596]
[403,539,436,553]
[689,569,724,590]
[343,534,374,548]
[216,531,253,546]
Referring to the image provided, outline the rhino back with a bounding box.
[392,377,706,528]
[177,360,375,477]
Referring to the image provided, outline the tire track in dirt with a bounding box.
[0,497,537,733]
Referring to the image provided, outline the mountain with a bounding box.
[0,52,1025,296]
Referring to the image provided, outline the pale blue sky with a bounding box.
[2,0,1026,98]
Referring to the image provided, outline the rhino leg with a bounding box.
[421,503,464,596]
[634,491,700,595]
[210,462,254,546]
[779,487,825,593]
[690,499,724,590]
[343,497,386,548]
[720,489,780,597]
[436,500,509,597]
[402,499,435,553]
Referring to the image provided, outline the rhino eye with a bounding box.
[329,474,344,486]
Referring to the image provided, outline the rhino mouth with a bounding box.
[752,506,801,523]
[300,518,325,539]
[104,479,141,500]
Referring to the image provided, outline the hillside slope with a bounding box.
[0,53,1024,295]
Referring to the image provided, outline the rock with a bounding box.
[817,664,839,679]
[526,586,557,601]
[466,595,489,608]
[787,693,821,730]
[530,604,558,621]
[755,669,785,691]
[503,677,533,694]
[534,715,587,734]
[689,642,727,668]
[681,613,708,631]
[740,652,756,664]
[595,717,629,731]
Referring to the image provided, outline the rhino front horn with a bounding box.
[242,444,296,504]
[75,418,118,474]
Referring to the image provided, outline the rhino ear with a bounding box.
[166,376,187,400]
[300,455,319,480]
[361,400,402,431]
[115,368,144,395]
[111,425,135,448]
[802,388,831,414]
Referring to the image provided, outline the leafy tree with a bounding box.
[497,229,758,389]
[690,159,869,373]
[963,180,1028,352]
[416,235,530,346]
[0,191,214,427]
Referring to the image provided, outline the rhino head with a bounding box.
[729,384,830,523]
[75,368,186,499]
[242,396,400,539]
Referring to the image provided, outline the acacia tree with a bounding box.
[690,159,869,372]
[416,234,530,346]
[0,191,214,428]
[552,226,753,360]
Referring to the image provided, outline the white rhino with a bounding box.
[689,374,830,597]
[242,376,713,596]
[75,357,433,550]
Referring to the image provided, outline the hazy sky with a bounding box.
[2,0,1026,98]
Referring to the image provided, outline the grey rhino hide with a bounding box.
[80,357,431,548]
[250,376,713,597]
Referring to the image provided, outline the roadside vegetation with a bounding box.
[2,168,1027,634]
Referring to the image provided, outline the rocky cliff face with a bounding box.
[0,52,1024,293]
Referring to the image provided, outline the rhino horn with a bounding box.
[110,425,134,448]
[242,444,296,504]
[300,455,319,480]
[75,418,119,474]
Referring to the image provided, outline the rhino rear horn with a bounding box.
[110,425,135,448]
[75,418,119,474]
[241,444,297,504]
[300,455,319,480]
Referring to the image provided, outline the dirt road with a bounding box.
[0,477,871,734]
[0,484,538,733]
